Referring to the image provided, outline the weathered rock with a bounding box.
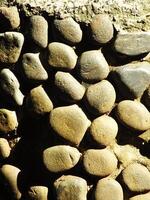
[54,175,87,200]
[54,17,82,44]
[0,138,11,159]
[116,100,150,131]
[27,186,48,200]
[0,164,21,200]
[143,84,150,110]
[49,104,91,145]
[83,148,118,176]
[122,163,150,192]
[55,71,85,102]
[0,6,20,30]
[25,85,53,117]
[79,50,110,82]
[129,192,150,200]
[29,15,48,48]
[90,14,114,44]
[114,32,150,56]
[0,32,24,64]
[0,109,18,134]
[138,129,150,143]
[0,68,24,106]
[90,115,118,146]
[48,42,77,70]
[22,53,48,84]
[43,145,81,172]
[85,80,116,115]
[95,177,123,200]
[112,62,150,98]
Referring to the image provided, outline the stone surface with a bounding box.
[0,32,24,64]
[85,80,116,115]
[95,177,123,200]
[112,62,150,98]
[0,164,21,200]
[129,192,150,200]
[25,85,53,117]
[0,138,10,159]
[55,71,85,102]
[83,148,118,176]
[90,115,118,146]
[27,186,48,200]
[54,175,87,200]
[48,42,77,70]
[79,50,110,82]
[143,84,150,110]
[0,109,18,134]
[138,129,150,143]
[49,104,91,145]
[0,6,20,30]
[43,145,81,172]
[0,68,24,106]
[22,53,48,84]
[90,14,114,44]
[114,32,150,56]
[122,163,150,192]
[28,15,48,48]
[54,17,82,44]
[116,100,150,131]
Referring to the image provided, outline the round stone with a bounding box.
[83,148,118,176]
[0,109,18,134]
[122,163,150,192]
[29,15,48,48]
[43,145,81,173]
[90,14,114,44]
[116,100,150,131]
[85,80,116,115]
[129,192,150,200]
[55,71,85,102]
[54,17,82,44]
[48,42,77,70]
[90,115,118,146]
[95,177,123,200]
[27,186,48,200]
[49,104,91,145]
[54,175,87,200]
[79,50,110,82]
[0,138,11,159]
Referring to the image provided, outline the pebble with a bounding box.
[43,145,81,173]
[25,85,53,117]
[90,115,118,146]
[0,109,18,134]
[27,186,48,200]
[95,177,123,200]
[29,15,48,48]
[55,71,85,102]
[48,42,77,70]
[22,53,48,84]
[0,6,20,30]
[83,148,118,176]
[0,138,11,159]
[79,50,110,82]
[0,32,24,64]
[0,68,24,106]
[85,80,116,115]
[114,32,150,56]
[129,192,150,200]
[49,104,90,145]
[90,14,114,44]
[0,164,21,200]
[54,17,83,44]
[116,100,150,131]
[122,163,150,192]
[54,175,87,200]
[112,62,150,98]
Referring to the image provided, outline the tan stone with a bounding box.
[83,148,118,176]
[43,145,81,172]
[54,175,87,200]
[49,104,91,145]
[138,129,150,143]
[0,138,11,159]
[129,192,150,200]
[27,186,48,200]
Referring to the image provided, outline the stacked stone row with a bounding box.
[0,6,150,200]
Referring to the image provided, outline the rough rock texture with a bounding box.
[27,186,48,200]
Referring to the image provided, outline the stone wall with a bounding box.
[0,5,149,200]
